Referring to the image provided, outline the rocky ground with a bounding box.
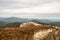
[0,22,60,40]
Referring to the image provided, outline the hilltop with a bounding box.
[0,22,60,40]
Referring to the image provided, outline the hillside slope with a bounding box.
[0,22,60,40]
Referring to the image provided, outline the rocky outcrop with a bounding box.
[43,30,60,40]
[0,22,60,40]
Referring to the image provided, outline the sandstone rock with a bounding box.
[0,22,60,40]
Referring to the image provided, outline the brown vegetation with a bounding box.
[0,22,60,40]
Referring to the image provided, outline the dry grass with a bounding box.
[0,22,60,40]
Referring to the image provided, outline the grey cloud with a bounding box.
[34,13,60,17]
[0,0,59,9]
[0,0,60,19]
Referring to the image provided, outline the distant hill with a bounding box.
[49,22,60,26]
[4,22,22,27]
[0,21,9,27]
[0,17,60,27]
[0,17,52,24]
[31,19,51,23]
[0,17,31,22]
[0,17,60,23]
[49,19,60,22]
[0,17,5,20]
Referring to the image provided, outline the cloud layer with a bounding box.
[0,0,60,19]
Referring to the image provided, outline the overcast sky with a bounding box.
[0,0,60,19]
